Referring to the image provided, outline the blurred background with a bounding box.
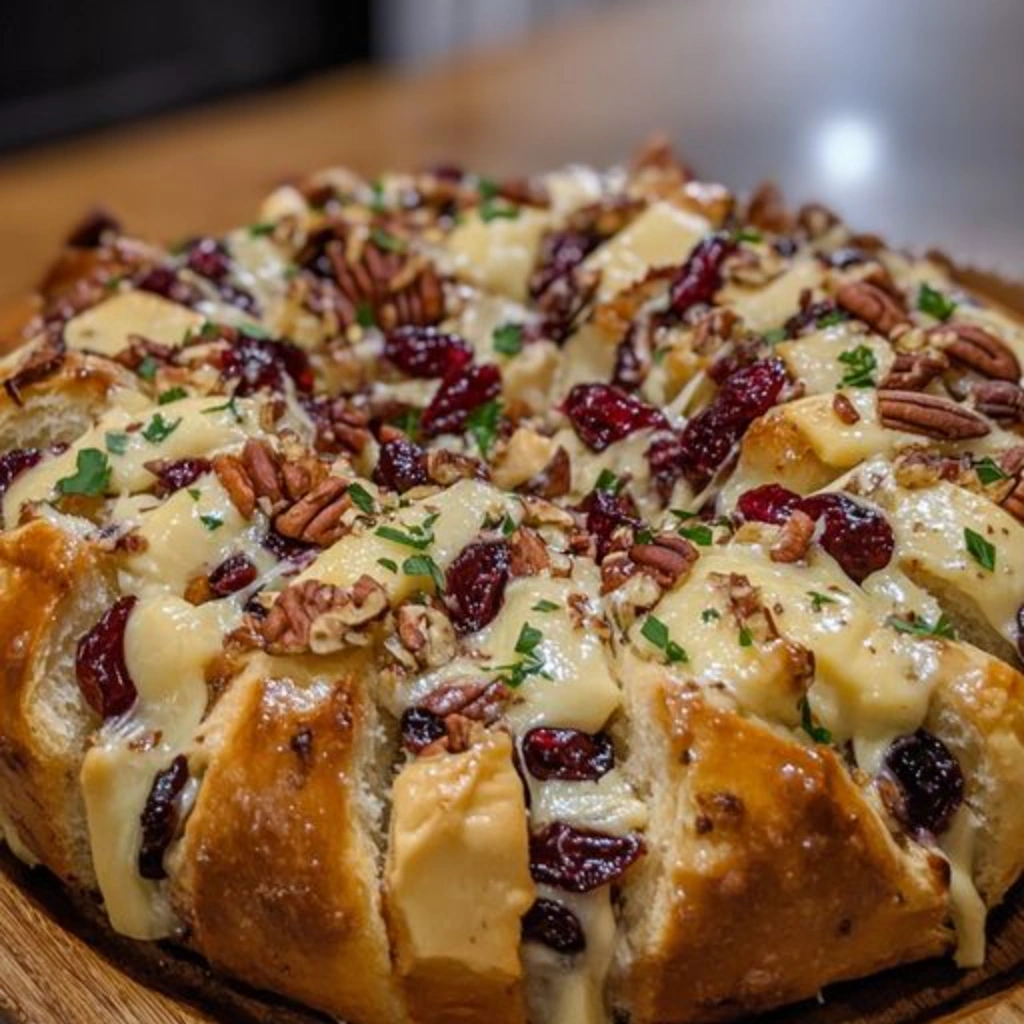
[0,0,1021,303]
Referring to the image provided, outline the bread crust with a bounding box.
[171,653,404,1024]
[0,519,111,887]
[617,681,951,1023]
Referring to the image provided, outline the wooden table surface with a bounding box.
[0,0,1023,1020]
[0,0,1022,307]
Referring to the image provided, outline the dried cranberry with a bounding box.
[736,484,801,525]
[611,325,648,391]
[219,333,314,395]
[773,237,799,258]
[798,493,894,583]
[668,234,735,317]
[522,898,586,954]
[882,730,963,835]
[374,437,428,493]
[134,266,200,306]
[65,207,121,248]
[146,457,211,496]
[400,707,447,754]
[522,728,614,781]
[383,326,472,380]
[783,299,841,337]
[185,237,231,281]
[262,528,318,569]
[562,384,667,452]
[530,230,599,300]
[668,357,787,489]
[445,540,511,633]
[138,754,189,880]
[208,554,258,597]
[529,822,645,893]
[578,486,642,561]
[420,363,501,438]
[0,448,43,499]
[75,596,138,719]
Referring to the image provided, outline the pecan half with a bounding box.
[971,380,1024,424]
[274,476,351,546]
[628,533,698,590]
[395,604,457,668]
[1001,478,1024,523]
[877,390,990,440]
[832,392,861,424]
[419,680,509,724]
[836,281,910,336]
[770,509,815,563]
[509,526,551,577]
[213,453,257,518]
[521,445,571,500]
[879,349,949,391]
[930,324,1020,382]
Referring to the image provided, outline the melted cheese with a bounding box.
[555,427,660,517]
[555,322,621,397]
[295,478,511,603]
[3,396,259,522]
[777,325,894,395]
[941,805,987,967]
[81,595,235,939]
[581,201,708,302]
[528,769,647,836]
[387,732,534,980]
[445,208,551,302]
[64,291,205,355]
[718,258,825,333]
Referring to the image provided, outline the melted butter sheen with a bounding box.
[64,291,205,356]
[81,595,237,939]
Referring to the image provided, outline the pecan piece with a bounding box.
[877,390,991,440]
[930,324,1020,382]
[521,446,571,500]
[1001,478,1024,523]
[509,526,551,578]
[213,453,257,518]
[879,349,949,391]
[770,509,815,564]
[836,281,910,336]
[396,604,456,669]
[832,392,861,424]
[274,476,351,546]
[419,680,509,725]
[629,533,698,590]
[971,380,1024,424]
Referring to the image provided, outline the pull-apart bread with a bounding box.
[2,141,1024,1023]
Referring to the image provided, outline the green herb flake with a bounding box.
[369,179,386,214]
[199,513,224,532]
[377,558,398,573]
[763,327,788,345]
[248,221,276,238]
[678,523,713,546]
[477,177,500,201]
[136,356,159,382]
[203,395,243,423]
[515,622,544,656]
[975,457,1009,486]
[240,322,271,340]
[887,613,956,640]
[733,227,763,244]
[595,469,624,494]
[104,431,129,456]
[356,301,377,329]
[640,615,689,664]
[375,512,439,552]
[479,198,520,223]
[347,482,375,515]
[370,227,407,253]
[492,323,524,357]
[738,626,754,648]
[838,345,878,388]
[808,590,838,611]
[402,554,445,593]
[816,309,849,329]
[467,399,502,458]
[634,526,654,546]
[56,448,111,497]
[500,513,517,537]
[917,282,957,322]
[532,599,560,613]
[964,527,996,572]
[158,386,188,405]
[187,488,201,501]
[141,413,182,444]
[701,608,721,624]
[799,696,833,744]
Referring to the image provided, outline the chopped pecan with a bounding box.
[971,380,1024,424]
[3,328,66,405]
[419,680,509,724]
[745,181,793,234]
[836,281,910,336]
[770,509,815,564]
[628,533,698,589]
[509,526,551,577]
[521,445,571,500]
[601,550,639,595]
[930,324,1020,382]
[797,202,840,239]
[879,349,949,391]
[212,453,257,518]
[1001,478,1024,523]
[426,448,486,486]
[261,575,388,653]
[832,392,861,424]
[274,476,352,546]
[395,604,456,669]
[877,390,990,440]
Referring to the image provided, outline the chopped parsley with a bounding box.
[489,621,549,688]
[402,554,445,593]
[136,356,159,381]
[838,345,877,388]
[248,221,276,237]
[887,613,956,639]
[677,523,713,546]
[816,309,849,329]
[634,526,654,545]
[56,448,111,497]
[356,301,377,329]
[377,558,398,573]
[492,323,524,357]
[199,513,223,532]
[158,386,187,405]
[370,227,407,253]
[964,527,996,572]
[187,488,201,501]
[240,322,271,340]
[640,615,688,664]
[499,513,517,537]
[467,399,502,458]
[515,623,544,656]
[733,227,763,244]
[738,626,754,648]
[917,282,957,322]
[203,394,243,422]
[808,590,838,611]
[141,413,182,444]
[763,326,788,345]
[595,469,625,494]
[532,599,560,613]
[799,697,832,744]
[975,457,1009,486]
[701,608,721,623]
[479,196,520,223]
[369,179,386,213]
[393,407,421,440]
[346,482,375,515]
[375,512,439,552]
[104,431,129,455]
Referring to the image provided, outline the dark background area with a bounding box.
[0,1,372,152]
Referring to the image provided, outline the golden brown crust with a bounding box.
[735,410,838,495]
[0,520,109,886]
[172,654,403,1024]
[617,682,951,1023]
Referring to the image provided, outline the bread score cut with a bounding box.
[1,141,1024,1024]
